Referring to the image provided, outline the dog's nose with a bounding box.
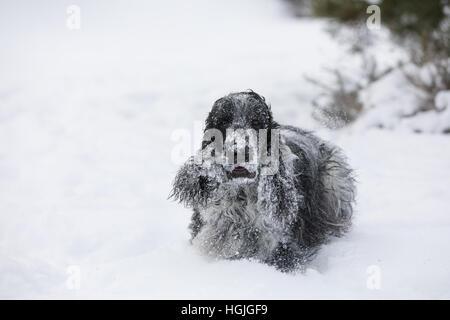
[224,129,257,164]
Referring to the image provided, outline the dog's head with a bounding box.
[202,91,279,180]
[171,90,300,226]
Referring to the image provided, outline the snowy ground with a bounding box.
[1,0,449,299]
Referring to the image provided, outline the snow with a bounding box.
[1,0,449,299]
[355,65,450,134]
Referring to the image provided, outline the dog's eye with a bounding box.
[251,120,262,128]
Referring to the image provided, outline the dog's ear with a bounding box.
[169,157,225,208]
[169,157,210,207]
[257,146,303,228]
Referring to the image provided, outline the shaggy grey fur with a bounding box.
[170,91,356,272]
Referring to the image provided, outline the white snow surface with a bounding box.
[355,65,450,134]
[0,0,449,299]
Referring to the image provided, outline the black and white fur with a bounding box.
[170,91,356,272]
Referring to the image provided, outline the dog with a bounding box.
[170,91,355,272]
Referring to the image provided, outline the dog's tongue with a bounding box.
[232,166,249,177]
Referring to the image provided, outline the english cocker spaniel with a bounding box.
[170,91,355,272]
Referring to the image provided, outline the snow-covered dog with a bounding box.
[170,91,355,271]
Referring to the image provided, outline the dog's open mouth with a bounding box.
[231,166,255,178]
